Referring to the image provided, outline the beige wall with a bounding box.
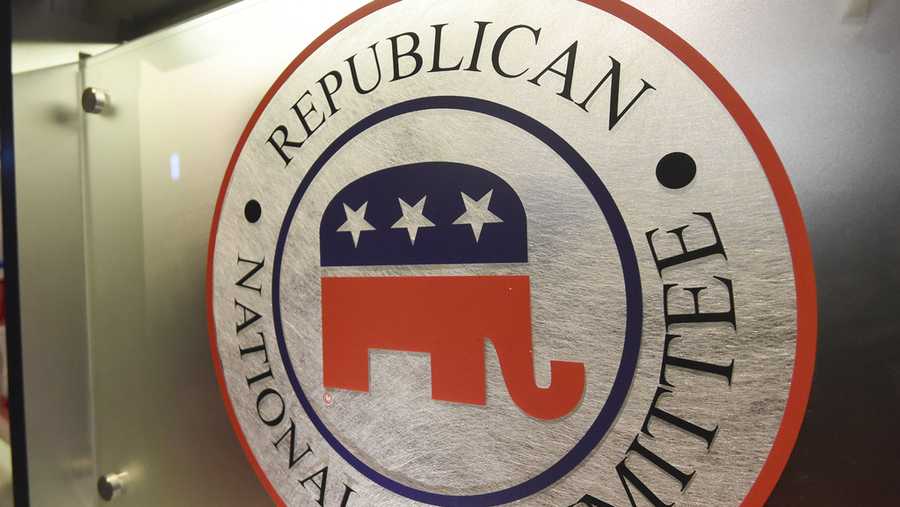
[12,42,115,74]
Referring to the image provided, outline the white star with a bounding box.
[453,190,503,242]
[336,202,375,247]
[391,196,435,245]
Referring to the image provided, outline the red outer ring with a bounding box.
[206,1,817,506]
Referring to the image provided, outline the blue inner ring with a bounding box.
[272,96,643,506]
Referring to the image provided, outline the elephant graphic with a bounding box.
[318,162,585,420]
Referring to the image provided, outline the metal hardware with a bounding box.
[81,87,110,114]
[97,472,128,501]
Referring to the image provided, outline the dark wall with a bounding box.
[12,0,234,42]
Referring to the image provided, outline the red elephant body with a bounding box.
[321,274,585,420]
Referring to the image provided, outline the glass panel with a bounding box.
[12,63,95,507]
[80,1,366,505]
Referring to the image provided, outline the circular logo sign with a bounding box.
[208,1,816,506]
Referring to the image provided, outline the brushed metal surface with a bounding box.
[277,116,629,496]
[211,1,800,505]
[13,0,897,505]
[625,2,900,504]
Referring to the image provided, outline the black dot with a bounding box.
[656,152,696,189]
[244,199,262,223]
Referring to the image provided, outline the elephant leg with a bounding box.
[321,278,373,391]
[430,340,487,405]
[486,278,586,420]
[491,336,586,420]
